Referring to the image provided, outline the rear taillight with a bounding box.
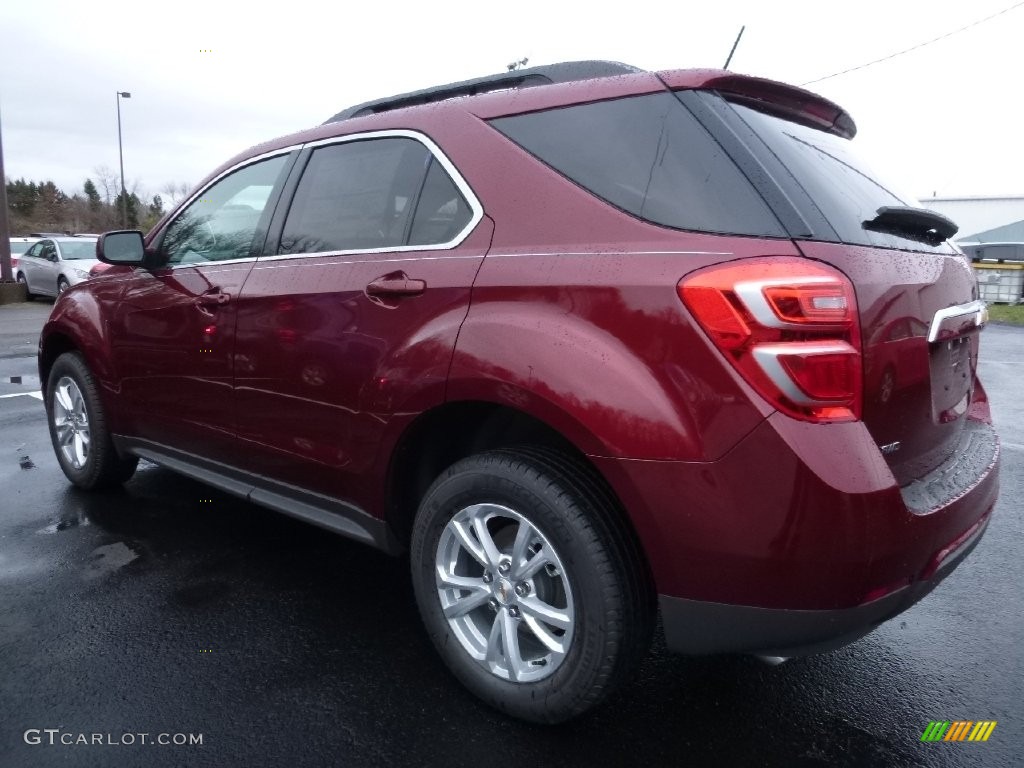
[679,257,862,423]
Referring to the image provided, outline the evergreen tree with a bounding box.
[83,179,102,211]
[141,195,165,231]
[6,178,37,217]
[114,190,141,229]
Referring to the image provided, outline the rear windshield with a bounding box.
[9,240,32,255]
[490,93,785,238]
[727,100,953,252]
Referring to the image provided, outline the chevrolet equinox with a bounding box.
[40,61,1000,723]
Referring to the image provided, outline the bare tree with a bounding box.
[160,181,191,207]
[93,165,120,206]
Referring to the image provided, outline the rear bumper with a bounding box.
[659,511,990,656]
[590,410,1000,653]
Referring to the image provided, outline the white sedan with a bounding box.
[17,237,100,298]
[8,237,37,271]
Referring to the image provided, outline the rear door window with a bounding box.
[489,93,785,238]
[280,137,475,255]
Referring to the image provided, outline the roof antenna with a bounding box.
[507,57,529,72]
[723,26,745,69]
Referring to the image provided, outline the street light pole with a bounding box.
[116,91,131,228]
[0,103,13,283]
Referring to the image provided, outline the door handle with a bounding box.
[365,273,426,297]
[194,289,231,307]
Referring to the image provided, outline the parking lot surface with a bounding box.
[0,301,1020,767]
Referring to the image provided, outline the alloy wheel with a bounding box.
[434,503,575,683]
[52,376,91,469]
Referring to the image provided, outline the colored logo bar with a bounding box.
[921,721,997,742]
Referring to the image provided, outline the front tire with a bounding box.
[57,276,71,294]
[46,352,138,489]
[410,448,653,723]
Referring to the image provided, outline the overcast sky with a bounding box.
[2,0,1022,203]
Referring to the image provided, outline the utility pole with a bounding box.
[724,25,745,70]
[0,104,13,282]
[116,91,131,228]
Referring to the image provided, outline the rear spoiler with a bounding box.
[658,70,857,139]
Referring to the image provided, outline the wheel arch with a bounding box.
[385,400,656,601]
[38,330,80,391]
[39,294,126,433]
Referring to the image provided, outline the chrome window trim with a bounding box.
[262,129,483,263]
[252,253,483,272]
[163,130,482,271]
[168,256,260,270]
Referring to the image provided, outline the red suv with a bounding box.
[40,62,999,723]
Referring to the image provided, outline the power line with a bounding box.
[801,1,1024,86]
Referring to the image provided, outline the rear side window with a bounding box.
[490,93,784,238]
[408,159,473,246]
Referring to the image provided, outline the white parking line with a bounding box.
[0,391,43,401]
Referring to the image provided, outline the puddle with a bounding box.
[37,512,91,535]
[83,542,140,580]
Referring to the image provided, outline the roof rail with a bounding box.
[324,60,642,124]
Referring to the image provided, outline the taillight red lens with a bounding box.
[774,347,858,400]
[679,258,862,423]
[680,285,751,350]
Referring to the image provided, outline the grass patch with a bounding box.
[987,303,1024,325]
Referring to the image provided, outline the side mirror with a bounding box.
[48,253,60,263]
[96,230,147,265]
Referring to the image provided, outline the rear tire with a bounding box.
[410,448,653,723]
[45,352,138,489]
[17,272,34,301]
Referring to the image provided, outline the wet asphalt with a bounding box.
[0,301,1020,768]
